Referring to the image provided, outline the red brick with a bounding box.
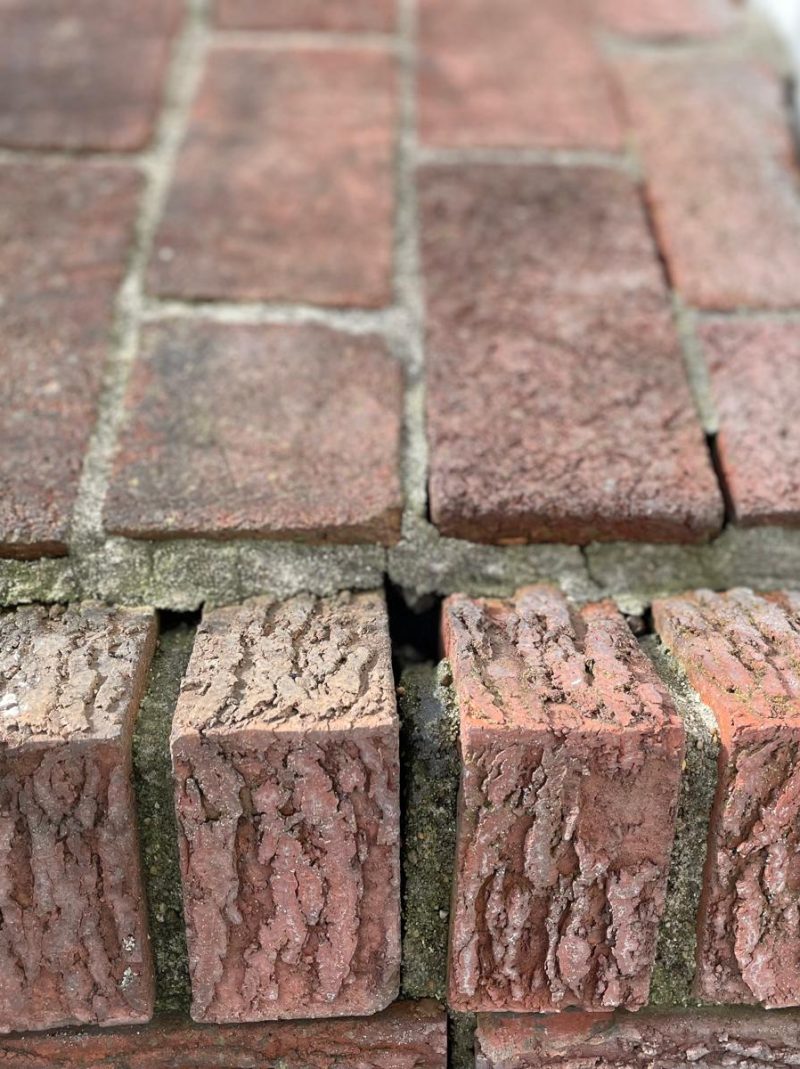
[476,1008,800,1069]
[653,587,800,1007]
[0,0,181,152]
[618,57,800,310]
[700,319,800,527]
[0,1001,446,1068]
[421,164,723,545]
[216,0,395,31]
[171,592,400,1022]
[419,0,622,149]
[0,604,156,1033]
[0,162,140,560]
[103,321,403,545]
[592,0,733,38]
[149,47,396,306]
[443,587,684,1013]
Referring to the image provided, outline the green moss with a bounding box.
[133,622,195,1012]
[399,661,460,1001]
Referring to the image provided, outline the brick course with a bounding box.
[216,0,396,31]
[443,587,684,1013]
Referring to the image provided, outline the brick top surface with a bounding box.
[172,591,397,740]
[653,588,800,734]
[216,0,396,30]
[443,586,679,736]
[0,604,156,747]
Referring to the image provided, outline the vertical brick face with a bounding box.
[216,0,396,31]
[653,588,800,1007]
[149,47,397,306]
[418,0,622,149]
[443,587,684,1013]
[591,0,733,38]
[421,164,722,545]
[171,592,400,1022]
[617,58,800,310]
[0,604,156,1033]
[103,321,403,545]
[0,162,140,560]
[700,320,800,527]
[0,0,181,152]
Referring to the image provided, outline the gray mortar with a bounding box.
[449,1011,477,1069]
[641,635,720,1007]
[133,622,195,1012]
[399,661,460,1002]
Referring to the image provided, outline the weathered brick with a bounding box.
[0,1000,446,1068]
[0,0,181,152]
[149,47,396,306]
[701,319,800,527]
[0,604,156,1033]
[216,0,395,31]
[618,57,800,310]
[421,164,723,544]
[443,587,684,1013]
[653,587,800,1007]
[171,592,401,1022]
[476,1008,800,1069]
[104,321,403,545]
[0,162,140,560]
[419,0,622,149]
[592,0,733,38]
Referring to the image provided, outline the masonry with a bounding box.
[2,0,800,1065]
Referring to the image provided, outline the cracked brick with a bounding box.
[0,604,157,1033]
[171,591,400,1022]
[653,588,800,1007]
[443,586,684,1013]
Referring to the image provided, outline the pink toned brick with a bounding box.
[103,321,403,545]
[653,588,800,1007]
[701,319,800,526]
[618,57,800,310]
[0,0,181,152]
[443,587,684,1013]
[418,0,622,149]
[421,164,723,545]
[0,162,140,560]
[149,46,397,306]
[593,0,734,38]
[0,604,156,1033]
[216,0,395,31]
[171,592,400,1022]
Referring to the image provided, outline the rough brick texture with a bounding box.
[443,587,684,1013]
[422,164,722,545]
[618,57,800,310]
[149,46,396,306]
[592,0,733,38]
[0,1001,446,1068]
[0,0,181,152]
[0,162,140,560]
[216,0,395,31]
[419,0,621,149]
[653,588,800,1007]
[104,321,403,545]
[476,1008,800,1069]
[171,592,401,1022]
[701,320,800,527]
[0,604,156,1033]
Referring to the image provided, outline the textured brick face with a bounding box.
[653,588,800,1007]
[0,163,140,560]
[701,320,800,527]
[216,0,396,30]
[171,592,400,1022]
[618,57,800,310]
[443,587,684,1013]
[0,0,181,151]
[104,321,403,545]
[149,47,397,306]
[0,604,156,1033]
[422,164,723,545]
[418,0,621,149]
